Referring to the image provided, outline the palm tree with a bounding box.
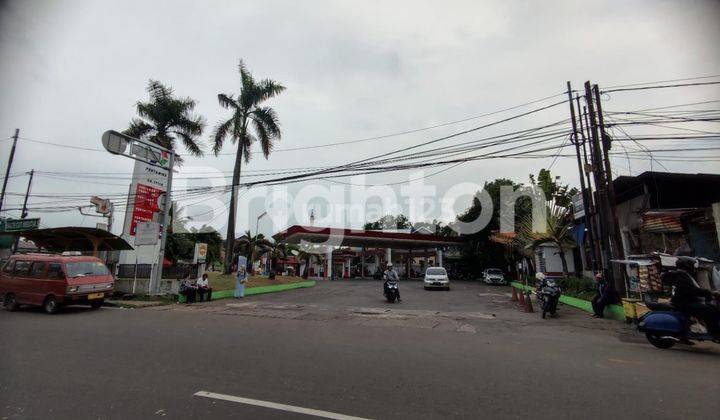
[125,80,205,163]
[234,230,273,273]
[268,242,299,276]
[516,202,575,277]
[212,60,286,273]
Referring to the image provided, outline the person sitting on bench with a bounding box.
[196,272,212,302]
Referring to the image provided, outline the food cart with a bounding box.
[611,256,662,322]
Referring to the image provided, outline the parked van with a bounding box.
[0,253,114,313]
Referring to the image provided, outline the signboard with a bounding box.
[96,222,109,231]
[121,160,170,237]
[0,218,40,233]
[90,196,111,215]
[571,194,585,219]
[193,243,208,264]
[135,221,160,246]
[130,183,164,235]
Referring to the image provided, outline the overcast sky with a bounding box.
[1,0,719,238]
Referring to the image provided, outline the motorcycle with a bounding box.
[536,279,561,319]
[638,296,720,349]
[383,276,400,303]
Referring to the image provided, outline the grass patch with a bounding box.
[206,272,308,291]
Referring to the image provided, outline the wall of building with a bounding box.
[534,244,576,276]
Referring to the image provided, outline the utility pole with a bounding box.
[566,82,597,272]
[584,81,615,285]
[0,128,20,213]
[593,84,625,260]
[577,99,601,268]
[12,169,34,252]
[20,170,34,218]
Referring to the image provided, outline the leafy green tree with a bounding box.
[364,214,412,230]
[125,80,205,163]
[454,178,534,278]
[529,168,577,207]
[212,61,286,273]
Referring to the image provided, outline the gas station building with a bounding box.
[273,225,464,279]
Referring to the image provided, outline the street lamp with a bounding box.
[255,211,268,237]
[255,211,268,275]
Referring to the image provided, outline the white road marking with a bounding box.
[194,391,372,420]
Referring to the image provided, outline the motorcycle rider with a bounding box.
[662,256,720,337]
[383,263,401,302]
[535,272,547,287]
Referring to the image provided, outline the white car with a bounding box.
[424,267,450,290]
[482,268,506,285]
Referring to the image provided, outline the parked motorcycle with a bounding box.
[638,297,720,349]
[536,279,561,319]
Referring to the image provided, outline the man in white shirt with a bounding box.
[196,273,212,302]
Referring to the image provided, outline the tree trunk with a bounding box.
[303,255,310,279]
[223,142,244,274]
[556,242,569,278]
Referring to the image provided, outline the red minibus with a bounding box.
[0,253,114,313]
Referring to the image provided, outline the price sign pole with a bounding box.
[101,130,174,295]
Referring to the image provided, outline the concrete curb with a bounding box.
[179,280,316,303]
[510,282,625,321]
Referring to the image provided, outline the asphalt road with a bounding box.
[1,279,719,419]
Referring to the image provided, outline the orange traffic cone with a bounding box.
[524,291,534,313]
[511,286,519,302]
[518,288,526,306]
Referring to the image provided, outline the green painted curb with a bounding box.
[510,281,625,321]
[178,280,316,303]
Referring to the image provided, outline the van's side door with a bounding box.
[11,260,33,304]
[46,262,66,300]
[28,261,49,305]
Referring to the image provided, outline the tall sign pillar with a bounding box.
[101,130,174,295]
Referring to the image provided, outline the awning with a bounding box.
[610,259,656,266]
[641,209,703,233]
[8,227,133,254]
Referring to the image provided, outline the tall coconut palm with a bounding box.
[213,60,286,273]
[125,80,205,163]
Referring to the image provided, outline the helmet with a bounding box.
[386,263,393,268]
[675,256,696,272]
[535,272,546,281]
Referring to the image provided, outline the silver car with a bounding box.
[482,268,506,285]
[424,267,450,290]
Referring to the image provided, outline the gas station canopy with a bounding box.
[273,225,464,249]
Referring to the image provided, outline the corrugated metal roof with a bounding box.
[641,209,702,233]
